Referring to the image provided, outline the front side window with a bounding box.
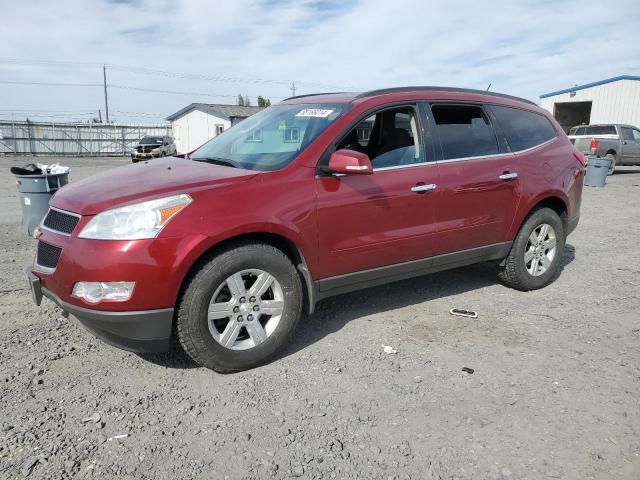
[621,127,634,141]
[431,104,500,160]
[336,106,425,169]
[491,105,557,152]
[191,103,347,171]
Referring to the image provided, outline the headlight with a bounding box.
[78,194,192,240]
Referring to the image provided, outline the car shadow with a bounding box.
[136,343,200,369]
[136,244,575,371]
[612,168,640,175]
[281,243,576,360]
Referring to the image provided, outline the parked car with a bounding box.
[131,135,176,162]
[26,87,585,372]
[570,124,640,174]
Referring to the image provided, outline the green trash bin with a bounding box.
[15,172,69,237]
[584,157,611,187]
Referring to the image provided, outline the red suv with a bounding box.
[26,87,585,372]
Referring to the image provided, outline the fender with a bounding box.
[169,222,318,310]
[507,189,570,239]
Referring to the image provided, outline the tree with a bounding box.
[257,96,271,108]
[237,94,251,106]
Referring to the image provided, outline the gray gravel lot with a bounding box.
[1,155,639,480]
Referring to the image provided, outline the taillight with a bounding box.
[573,150,587,167]
[590,139,599,151]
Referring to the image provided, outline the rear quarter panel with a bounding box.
[507,136,583,239]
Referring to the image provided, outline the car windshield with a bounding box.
[140,136,163,145]
[190,103,348,171]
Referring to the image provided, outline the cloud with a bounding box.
[0,0,638,122]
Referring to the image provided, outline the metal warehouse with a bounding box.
[540,75,640,133]
[167,103,263,154]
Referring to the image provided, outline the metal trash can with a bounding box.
[15,173,69,236]
[584,157,611,187]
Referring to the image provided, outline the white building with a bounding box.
[167,103,263,154]
[540,75,640,133]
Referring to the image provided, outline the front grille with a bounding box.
[43,208,80,235]
[137,145,158,153]
[36,241,62,270]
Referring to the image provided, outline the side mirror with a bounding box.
[327,149,373,175]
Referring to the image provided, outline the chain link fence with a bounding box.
[0,120,171,156]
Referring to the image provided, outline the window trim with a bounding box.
[317,102,435,174]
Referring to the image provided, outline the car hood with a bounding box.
[51,157,259,215]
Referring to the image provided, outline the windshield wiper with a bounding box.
[192,157,242,169]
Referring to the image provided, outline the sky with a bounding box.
[1,0,639,124]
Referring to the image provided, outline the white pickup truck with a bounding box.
[569,124,640,175]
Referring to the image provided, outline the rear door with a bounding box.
[621,127,640,163]
[426,103,520,253]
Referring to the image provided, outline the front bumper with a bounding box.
[26,268,173,352]
[131,151,160,158]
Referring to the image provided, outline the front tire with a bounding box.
[176,243,302,372]
[497,208,565,291]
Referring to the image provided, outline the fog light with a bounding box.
[72,281,135,304]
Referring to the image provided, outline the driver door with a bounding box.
[315,105,442,280]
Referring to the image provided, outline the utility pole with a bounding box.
[290,80,296,97]
[103,65,110,123]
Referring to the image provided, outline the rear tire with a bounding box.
[606,154,616,175]
[176,243,302,373]
[497,208,565,291]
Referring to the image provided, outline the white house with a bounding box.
[540,75,640,133]
[167,103,263,154]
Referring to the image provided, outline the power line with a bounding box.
[0,79,286,100]
[0,80,102,87]
[0,58,352,90]
[109,84,286,99]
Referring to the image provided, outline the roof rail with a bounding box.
[356,86,537,106]
[282,92,348,101]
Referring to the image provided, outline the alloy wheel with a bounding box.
[207,269,284,350]
[524,223,557,277]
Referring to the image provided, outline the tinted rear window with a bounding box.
[491,106,557,151]
[431,105,500,160]
[583,126,617,135]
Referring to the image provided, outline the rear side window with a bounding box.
[431,105,500,160]
[491,106,557,151]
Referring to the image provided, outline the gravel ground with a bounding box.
[1,156,639,480]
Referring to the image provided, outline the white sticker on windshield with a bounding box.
[295,108,334,118]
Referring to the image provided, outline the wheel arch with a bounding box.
[509,194,569,239]
[177,231,317,316]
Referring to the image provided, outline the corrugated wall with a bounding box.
[0,121,171,156]
[540,79,640,127]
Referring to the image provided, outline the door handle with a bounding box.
[499,172,518,181]
[411,183,437,193]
